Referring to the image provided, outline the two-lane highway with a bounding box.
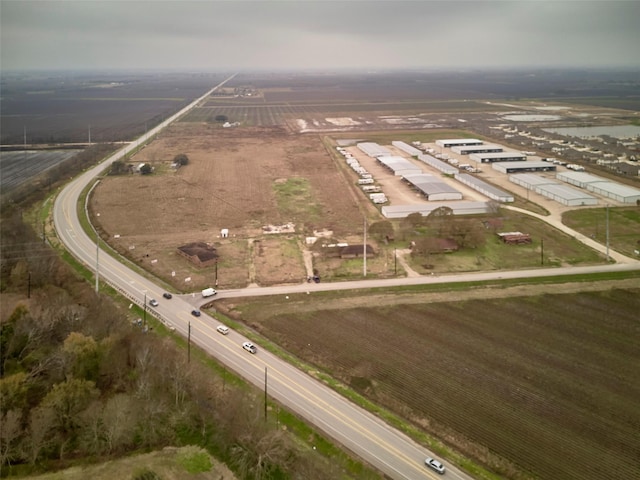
[53,74,468,479]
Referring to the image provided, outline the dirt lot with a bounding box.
[90,123,367,289]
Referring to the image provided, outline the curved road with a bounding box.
[53,74,467,480]
[53,74,639,480]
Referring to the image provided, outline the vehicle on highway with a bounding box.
[149,299,159,307]
[425,457,445,474]
[163,292,172,299]
[216,325,230,335]
[191,309,201,317]
[242,341,257,354]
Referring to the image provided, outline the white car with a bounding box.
[425,457,445,474]
[242,341,257,354]
[216,325,229,335]
[149,299,159,307]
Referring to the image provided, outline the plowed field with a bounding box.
[222,285,640,480]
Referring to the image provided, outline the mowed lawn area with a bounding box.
[221,286,640,480]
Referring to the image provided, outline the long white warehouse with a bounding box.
[436,138,483,148]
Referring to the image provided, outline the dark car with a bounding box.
[163,292,173,299]
[191,309,201,317]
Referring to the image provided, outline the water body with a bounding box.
[543,125,640,139]
[502,114,563,121]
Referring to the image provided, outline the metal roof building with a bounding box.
[470,151,527,163]
[536,184,598,206]
[510,173,598,206]
[509,173,558,190]
[435,138,483,148]
[556,171,640,203]
[377,156,422,176]
[392,141,422,157]
[451,144,503,155]
[493,161,556,174]
[455,173,514,202]
[357,142,392,158]
[381,201,491,218]
[402,174,462,201]
[417,153,459,175]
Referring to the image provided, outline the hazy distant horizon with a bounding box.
[2,1,639,72]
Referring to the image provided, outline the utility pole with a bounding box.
[606,204,610,262]
[394,248,397,276]
[143,293,147,327]
[363,217,367,277]
[27,271,31,299]
[540,238,544,266]
[264,367,268,422]
[95,237,99,293]
[188,322,191,363]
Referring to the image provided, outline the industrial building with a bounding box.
[381,201,491,219]
[402,174,463,201]
[557,171,640,203]
[435,138,483,148]
[492,161,556,174]
[470,152,527,163]
[357,142,392,158]
[451,144,503,155]
[377,156,422,177]
[455,173,514,202]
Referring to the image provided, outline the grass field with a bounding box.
[219,285,640,480]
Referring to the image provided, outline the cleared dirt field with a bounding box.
[218,283,640,480]
[90,123,366,288]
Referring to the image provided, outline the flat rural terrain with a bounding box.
[217,282,640,480]
[28,70,640,479]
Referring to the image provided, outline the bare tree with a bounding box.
[0,409,23,470]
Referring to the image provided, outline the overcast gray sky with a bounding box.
[2,0,639,71]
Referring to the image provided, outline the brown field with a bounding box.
[90,123,366,289]
[217,284,640,480]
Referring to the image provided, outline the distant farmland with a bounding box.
[0,149,81,193]
[0,72,226,144]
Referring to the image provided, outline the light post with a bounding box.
[143,292,147,327]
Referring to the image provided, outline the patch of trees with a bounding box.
[173,154,189,166]
[0,207,343,479]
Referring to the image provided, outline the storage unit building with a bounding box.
[402,174,463,201]
[535,183,598,206]
[455,173,514,202]
[417,154,459,175]
[435,138,483,148]
[392,141,422,157]
[377,156,423,176]
[470,152,527,163]
[357,142,392,158]
[509,173,559,190]
[381,201,491,218]
[493,161,556,174]
[451,144,503,155]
